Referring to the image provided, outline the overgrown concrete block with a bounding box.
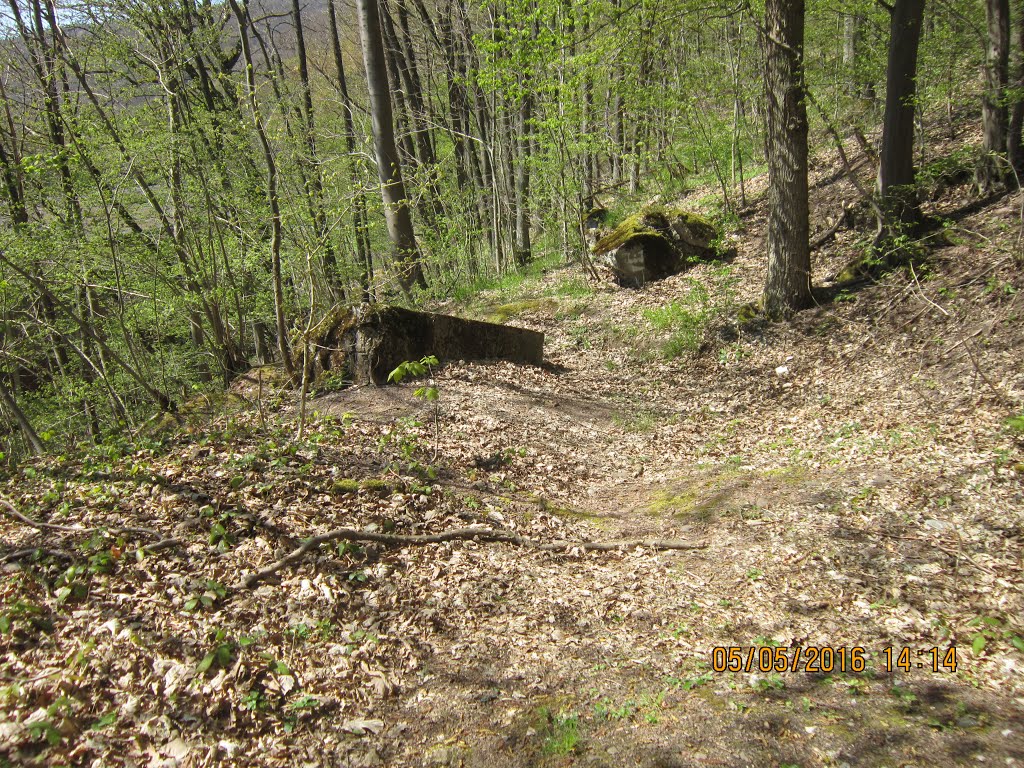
[300,305,544,385]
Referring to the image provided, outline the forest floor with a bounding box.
[3,130,1024,767]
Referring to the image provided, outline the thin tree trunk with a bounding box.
[357,0,426,294]
[227,0,293,375]
[514,92,533,266]
[327,0,373,301]
[0,378,44,455]
[291,0,340,296]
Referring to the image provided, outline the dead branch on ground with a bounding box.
[240,526,707,589]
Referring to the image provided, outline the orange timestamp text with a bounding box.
[710,646,957,674]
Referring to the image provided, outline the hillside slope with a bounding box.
[2,138,1023,767]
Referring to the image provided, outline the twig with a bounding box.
[240,526,708,589]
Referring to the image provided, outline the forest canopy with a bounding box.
[0,0,997,458]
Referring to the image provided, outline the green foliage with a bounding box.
[643,293,710,359]
[967,616,1024,656]
[197,630,237,675]
[1005,413,1024,434]
[539,708,580,756]
[184,580,228,613]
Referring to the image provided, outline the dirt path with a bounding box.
[312,222,1024,766]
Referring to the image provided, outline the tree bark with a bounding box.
[979,0,1011,192]
[328,0,374,301]
[0,378,44,455]
[762,0,812,318]
[1010,0,1024,176]
[357,0,427,294]
[876,0,926,244]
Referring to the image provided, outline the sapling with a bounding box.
[388,355,440,459]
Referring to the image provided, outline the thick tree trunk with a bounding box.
[357,0,426,294]
[762,0,812,318]
[979,0,1011,192]
[1010,0,1024,176]
[876,0,926,243]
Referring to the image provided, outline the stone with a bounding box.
[592,205,720,287]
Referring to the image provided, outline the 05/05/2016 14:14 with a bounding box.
[709,646,957,674]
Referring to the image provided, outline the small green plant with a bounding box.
[197,630,236,674]
[644,299,708,359]
[967,616,1024,655]
[242,689,269,711]
[594,697,636,721]
[667,672,713,691]
[208,516,235,551]
[754,674,786,692]
[1004,412,1024,434]
[54,565,89,605]
[388,355,439,401]
[184,580,227,612]
[540,708,580,755]
[0,600,51,635]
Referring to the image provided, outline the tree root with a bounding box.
[239,526,707,589]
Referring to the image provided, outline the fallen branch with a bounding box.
[0,496,182,553]
[0,547,74,564]
[811,204,854,251]
[240,526,707,589]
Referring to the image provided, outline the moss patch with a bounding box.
[482,298,558,324]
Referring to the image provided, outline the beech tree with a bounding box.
[979,0,1011,192]
[357,0,427,294]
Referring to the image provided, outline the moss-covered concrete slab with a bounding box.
[299,305,544,386]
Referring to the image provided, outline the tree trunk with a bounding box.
[357,0,426,294]
[1010,0,1024,176]
[514,92,533,267]
[876,0,926,244]
[227,0,293,375]
[328,0,374,301]
[291,0,339,296]
[762,0,812,318]
[979,0,1011,192]
[0,377,44,455]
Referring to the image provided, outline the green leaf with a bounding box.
[1010,636,1024,653]
[91,712,118,730]
[229,476,245,490]
[971,634,987,655]
[197,652,216,674]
